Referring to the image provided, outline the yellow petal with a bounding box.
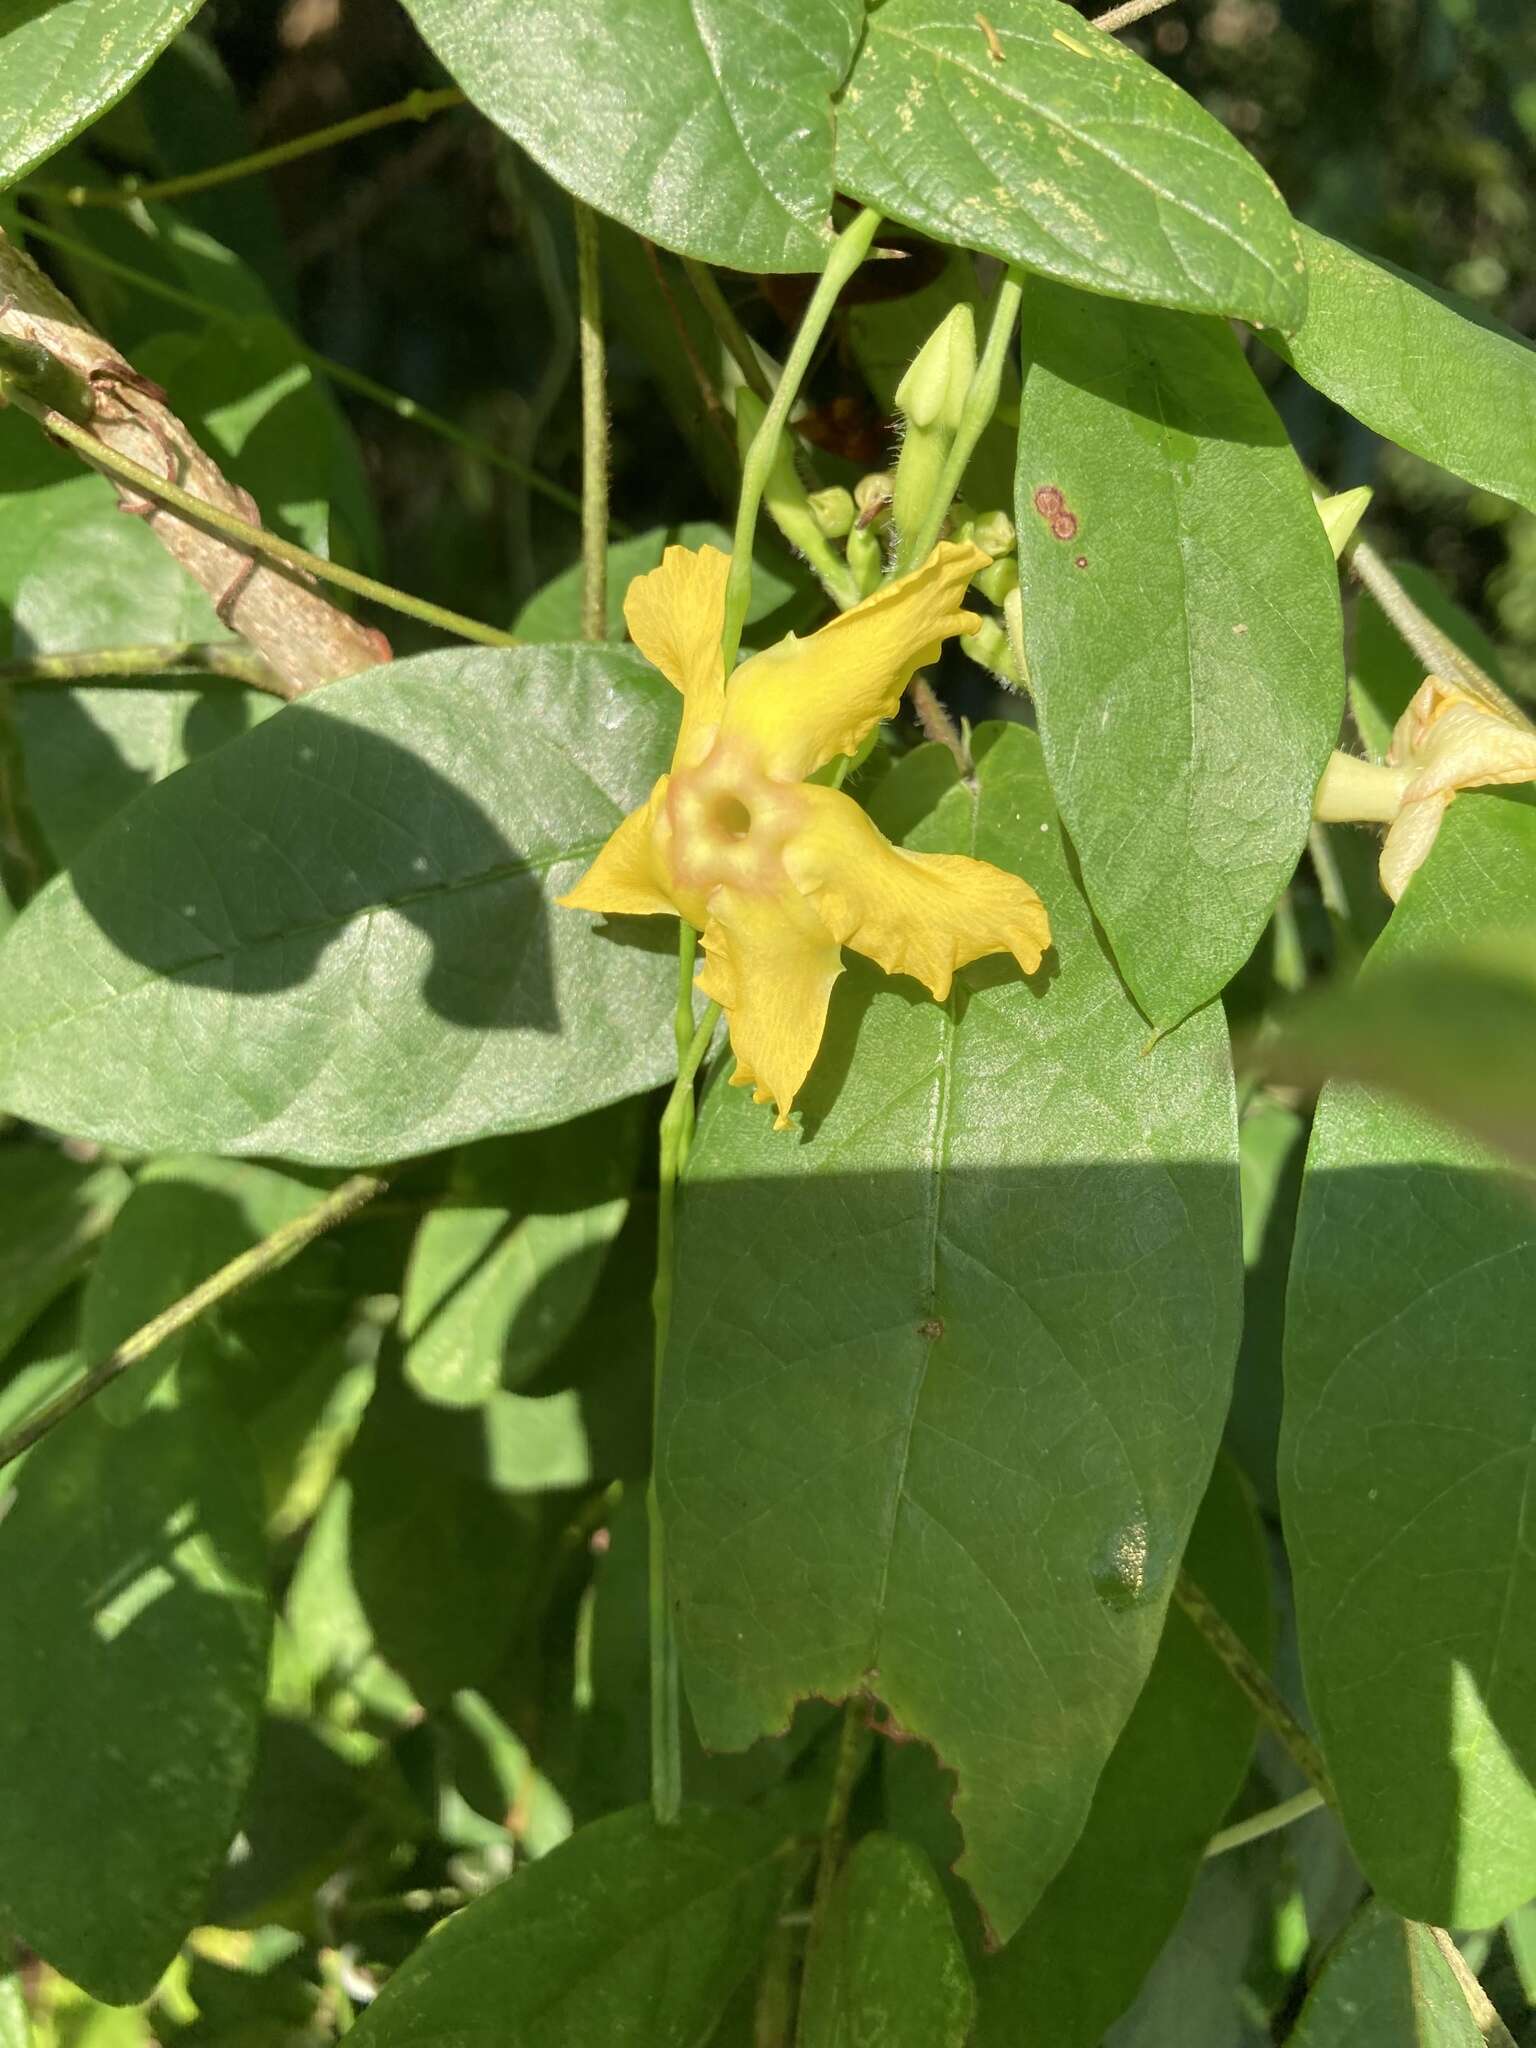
[785,785,1051,998]
[696,884,844,1130]
[1404,702,1536,800]
[557,777,676,918]
[624,545,730,768]
[1380,792,1450,903]
[720,540,988,780]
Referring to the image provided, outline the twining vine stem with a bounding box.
[1203,1787,1326,1860]
[575,201,609,642]
[1174,1571,1335,1800]
[1091,0,1178,32]
[15,214,584,518]
[682,257,774,406]
[648,980,723,1823]
[25,87,466,210]
[0,1174,386,1475]
[0,642,286,695]
[37,413,519,651]
[1345,532,1531,729]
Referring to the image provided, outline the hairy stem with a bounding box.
[722,208,883,669]
[649,989,723,1823]
[575,201,610,642]
[39,411,517,650]
[0,641,290,696]
[1092,0,1177,30]
[1175,1571,1335,1800]
[1347,534,1529,729]
[0,1174,386,1475]
[26,87,465,209]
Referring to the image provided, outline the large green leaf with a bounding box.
[1281,792,1536,1926]
[799,1835,974,2048]
[0,1391,270,2003]
[348,1805,788,2046]
[0,0,205,192]
[1268,229,1536,516]
[660,726,1240,1942]
[399,0,862,273]
[1015,282,1344,1028]
[0,646,680,1162]
[0,1141,127,1368]
[835,0,1303,327]
[975,1454,1270,2046]
[1100,1860,1262,2048]
[1288,1903,1484,2048]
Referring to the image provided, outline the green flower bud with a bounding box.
[972,554,1019,604]
[959,614,1024,691]
[968,509,1016,559]
[892,304,976,547]
[853,472,896,531]
[808,486,855,539]
[845,520,885,598]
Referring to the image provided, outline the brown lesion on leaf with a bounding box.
[1032,484,1080,541]
[917,1317,945,1341]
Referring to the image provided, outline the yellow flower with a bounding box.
[559,541,1052,1128]
[1381,678,1536,901]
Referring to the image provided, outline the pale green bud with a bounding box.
[967,509,1016,559]
[808,486,855,539]
[1316,486,1372,561]
[853,471,896,530]
[972,554,1019,604]
[845,520,885,598]
[960,615,1024,691]
[894,304,976,431]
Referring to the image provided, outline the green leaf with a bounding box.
[1267,229,1536,516]
[0,1141,127,1368]
[1280,792,1536,1926]
[0,1972,27,2048]
[661,725,1240,1942]
[1226,1101,1308,1511]
[0,1392,270,2004]
[348,1805,788,2046]
[975,1454,1270,2047]
[402,1106,641,1408]
[1288,1903,1484,2048]
[800,1835,973,2048]
[1100,1860,1262,2048]
[0,646,680,1163]
[835,0,1303,327]
[399,0,862,273]
[0,0,205,192]
[1015,282,1344,1027]
[1350,560,1508,762]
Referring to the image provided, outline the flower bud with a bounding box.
[853,472,896,531]
[808,486,855,539]
[892,305,976,546]
[972,554,1019,604]
[959,614,1024,691]
[845,520,885,597]
[967,509,1016,559]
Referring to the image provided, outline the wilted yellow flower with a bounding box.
[1381,678,1536,900]
[560,542,1051,1127]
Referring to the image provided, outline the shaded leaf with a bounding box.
[0,646,679,1162]
[1015,281,1344,1027]
[0,0,205,192]
[1281,793,1536,1925]
[1268,229,1536,516]
[400,0,862,273]
[1288,1902,1484,2048]
[0,1392,270,2004]
[1101,1859,1264,2048]
[836,0,1303,327]
[0,1142,127,1368]
[661,725,1240,1941]
[975,1453,1270,2046]
[349,1804,788,2047]
[800,1834,973,2048]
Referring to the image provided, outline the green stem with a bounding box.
[26,87,465,210]
[575,201,609,642]
[1203,1787,1326,1860]
[1346,533,1530,730]
[38,411,519,649]
[1175,1572,1335,1801]
[0,1173,385,1474]
[796,1702,869,2045]
[1092,0,1176,29]
[683,257,774,404]
[0,330,93,423]
[721,207,883,670]
[13,214,585,518]
[0,641,286,694]
[893,268,1023,576]
[649,993,724,1823]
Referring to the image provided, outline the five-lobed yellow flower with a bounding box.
[560,540,1052,1128]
